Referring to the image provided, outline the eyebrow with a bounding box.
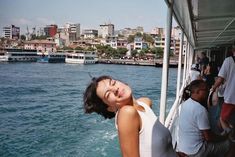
[103,79,112,98]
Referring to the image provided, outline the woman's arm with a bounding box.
[117,106,141,157]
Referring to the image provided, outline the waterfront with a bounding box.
[0,63,177,157]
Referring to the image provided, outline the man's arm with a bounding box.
[201,129,227,142]
[211,76,224,92]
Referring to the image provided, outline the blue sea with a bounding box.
[0,63,177,157]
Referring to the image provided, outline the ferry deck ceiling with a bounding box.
[165,0,235,50]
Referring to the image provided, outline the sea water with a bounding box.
[0,63,177,157]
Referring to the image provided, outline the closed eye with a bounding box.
[111,80,116,86]
[106,92,110,98]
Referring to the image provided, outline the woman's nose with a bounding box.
[110,86,119,94]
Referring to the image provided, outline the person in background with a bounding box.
[198,52,209,72]
[211,45,235,149]
[203,62,218,88]
[83,75,177,157]
[189,63,202,82]
[178,80,231,157]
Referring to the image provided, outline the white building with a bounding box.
[99,23,114,38]
[64,23,81,41]
[2,25,20,40]
[83,29,98,39]
[134,37,148,50]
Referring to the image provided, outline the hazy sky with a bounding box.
[0,0,173,34]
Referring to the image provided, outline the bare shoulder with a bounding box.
[117,105,141,131]
[137,97,152,108]
[118,105,139,118]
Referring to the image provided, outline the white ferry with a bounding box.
[0,48,38,62]
[37,52,66,63]
[0,50,8,62]
[65,51,98,64]
[159,0,235,155]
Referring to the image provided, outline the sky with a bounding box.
[0,0,173,34]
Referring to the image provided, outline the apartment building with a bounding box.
[99,23,114,38]
[24,40,56,52]
[83,29,98,39]
[2,25,20,40]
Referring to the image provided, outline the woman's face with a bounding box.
[96,78,132,111]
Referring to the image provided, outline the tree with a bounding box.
[127,35,135,43]
[63,46,74,50]
[131,50,138,57]
[118,34,125,38]
[20,35,26,41]
[143,33,154,44]
[86,47,96,51]
[150,47,164,58]
[135,32,142,37]
[116,48,128,58]
[75,46,83,50]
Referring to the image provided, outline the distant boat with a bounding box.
[37,52,66,63]
[0,48,38,62]
[65,51,98,64]
[0,50,8,62]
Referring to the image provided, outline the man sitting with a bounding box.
[178,80,230,157]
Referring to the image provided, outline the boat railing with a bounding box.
[165,74,191,149]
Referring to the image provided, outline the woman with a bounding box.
[203,62,218,88]
[83,75,177,157]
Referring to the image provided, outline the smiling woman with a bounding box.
[83,75,177,157]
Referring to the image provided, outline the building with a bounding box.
[99,23,114,38]
[24,40,56,52]
[36,27,45,36]
[64,23,80,41]
[83,29,98,39]
[44,24,58,37]
[152,27,183,55]
[134,37,148,50]
[151,27,164,37]
[116,26,144,37]
[2,25,20,40]
[69,23,80,39]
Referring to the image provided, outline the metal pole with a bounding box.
[176,31,184,97]
[159,1,173,124]
[182,41,188,83]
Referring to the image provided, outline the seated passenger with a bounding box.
[178,80,231,157]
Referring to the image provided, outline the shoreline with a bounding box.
[98,58,181,68]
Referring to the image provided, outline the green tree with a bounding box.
[131,50,138,57]
[20,35,26,41]
[135,32,142,37]
[86,46,96,51]
[127,35,135,43]
[143,33,154,44]
[118,34,125,38]
[150,47,164,58]
[116,48,128,58]
[75,46,83,50]
[63,46,74,50]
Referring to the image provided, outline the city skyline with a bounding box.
[0,0,176,34]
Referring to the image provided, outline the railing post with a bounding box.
[176,31,184,97]
[159,0,173,124]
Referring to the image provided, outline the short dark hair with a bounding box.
[83,75,115,119]
[189,79,207,94]
[182,80,207,101]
